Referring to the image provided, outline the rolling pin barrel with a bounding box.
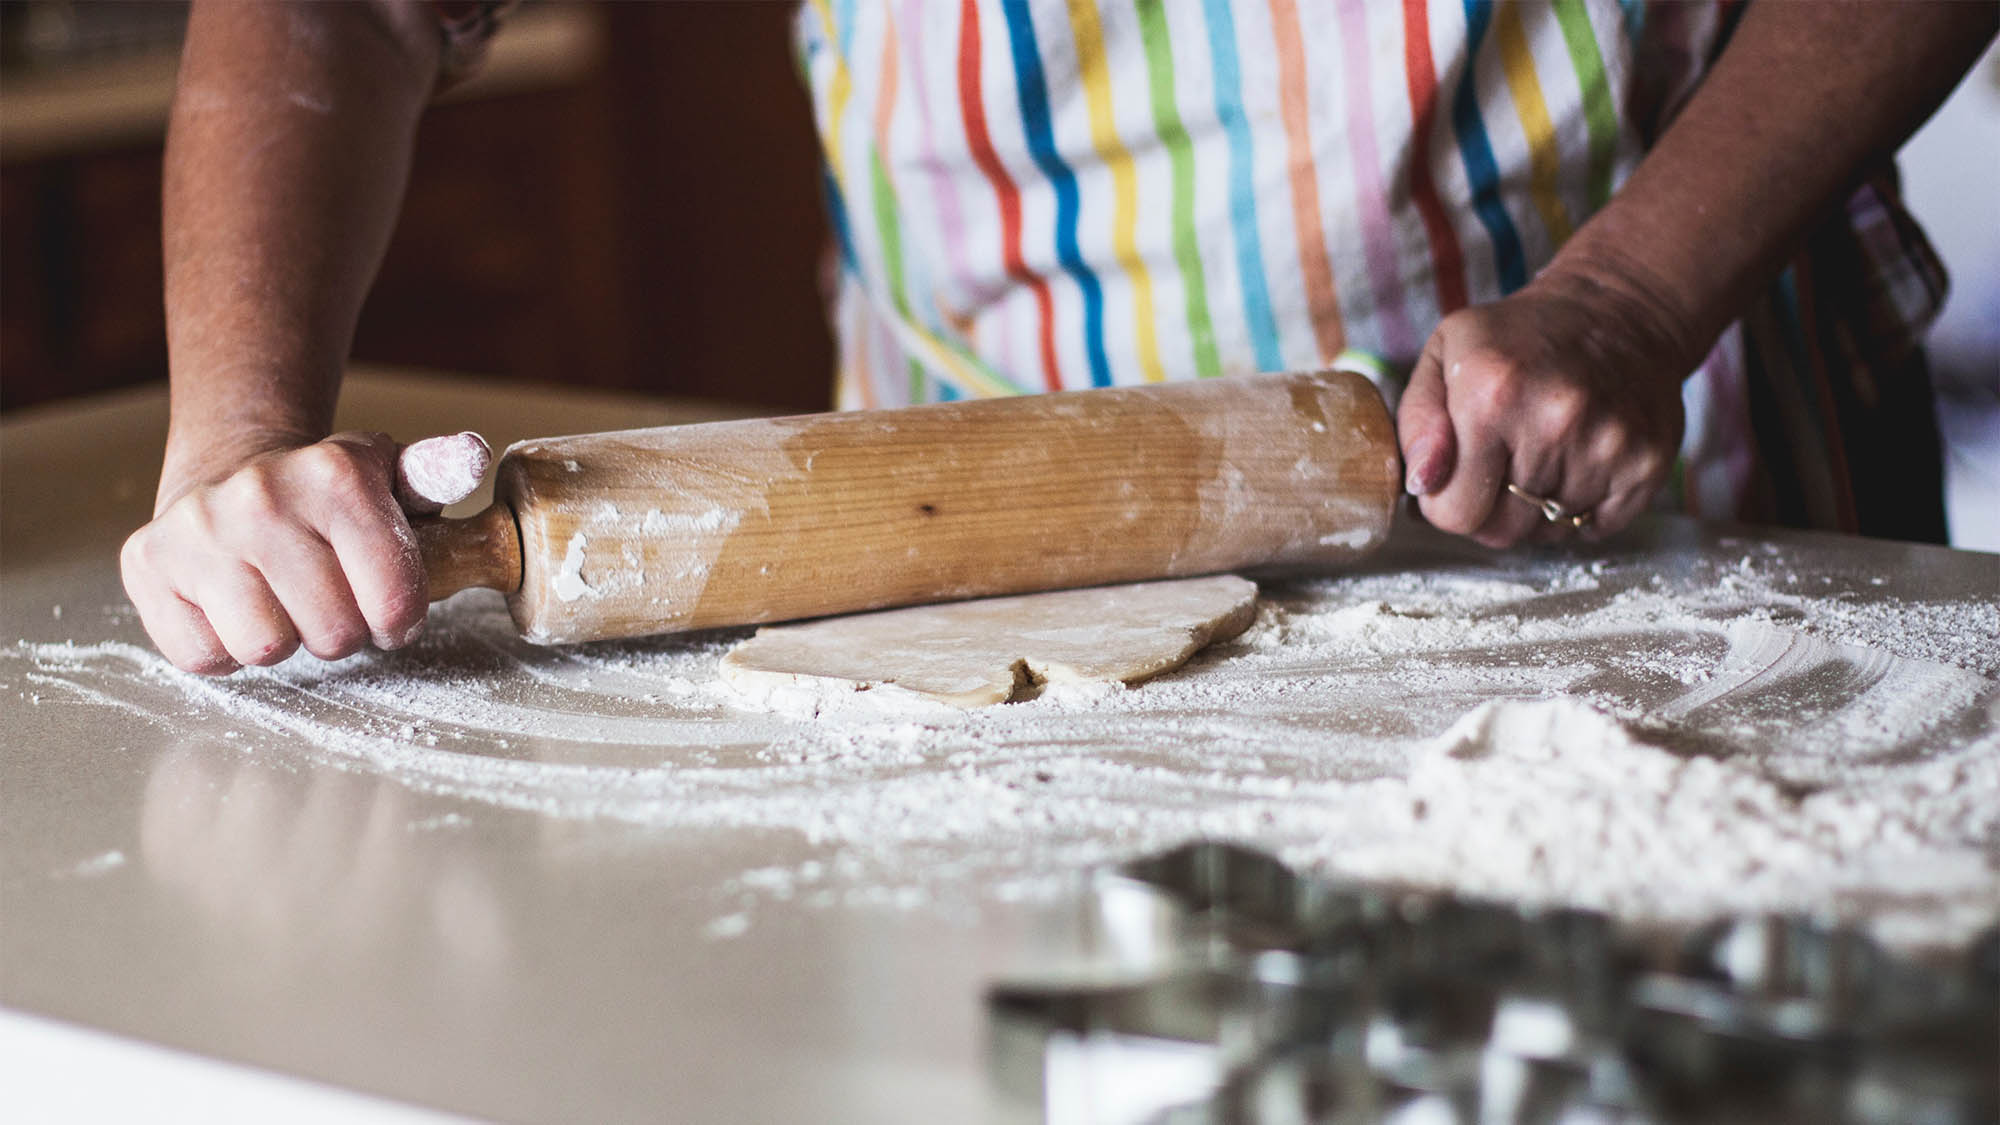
[415,370,1402,644]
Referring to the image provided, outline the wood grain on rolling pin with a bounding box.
[488,371,1399,644]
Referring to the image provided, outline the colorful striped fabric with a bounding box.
[794,1,1946,528]
[801,0,1674,396]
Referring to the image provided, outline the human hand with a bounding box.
[1395,266,1698,548]
[121,430,488,675]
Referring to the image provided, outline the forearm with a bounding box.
[1544,0,1997,365]
[161,0,439,507]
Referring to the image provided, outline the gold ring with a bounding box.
[1507,483,1592,529]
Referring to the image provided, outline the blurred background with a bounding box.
[1,2,1994,545]
[1,1,835,415]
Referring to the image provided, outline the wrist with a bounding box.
[158,401,327,514]
[1526,244,1712,379]
[156,430,311,515]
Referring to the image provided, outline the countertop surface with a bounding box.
[4,374,1996,1123]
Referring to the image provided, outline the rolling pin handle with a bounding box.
[411,503,523,602]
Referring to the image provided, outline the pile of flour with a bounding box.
[12,537,1998,950]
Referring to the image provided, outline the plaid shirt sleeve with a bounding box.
[1842,173,1950,362]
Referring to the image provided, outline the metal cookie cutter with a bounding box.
[988,843,1999,1124]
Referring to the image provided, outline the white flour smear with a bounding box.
[12,540,1999,950]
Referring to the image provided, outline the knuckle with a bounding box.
[120,527,153,573]
[170,494,222,543]
[1457,343,1511,373]
[246,635,300,667]
[123,518,196,582]
[1592,418,1636,462]
[371,589,429,641]
[1434,308,1475,339]
[1533,385,1589,439]
[1461,363,1524,421]
[307,623,369,661]
[177,645,239,676]
[220,468,287,527]
[300,445,347,489]
[236,615,297,663]
[1633,448,1673,483]
[296,442,376,501]
[1418,497,1478,537]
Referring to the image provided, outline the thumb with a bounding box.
[1396,340,1456,497]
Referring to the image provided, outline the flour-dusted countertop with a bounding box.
[3,374,1996,1123]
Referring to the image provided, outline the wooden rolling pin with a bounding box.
[411,370,1401,644]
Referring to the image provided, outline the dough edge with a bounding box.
[718,575,1260,713]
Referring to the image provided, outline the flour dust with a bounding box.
[11,537,1998,950]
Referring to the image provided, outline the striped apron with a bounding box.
[799,0,1947,534]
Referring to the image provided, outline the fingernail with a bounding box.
[1404,438,1434,496]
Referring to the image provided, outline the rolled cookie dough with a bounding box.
[719,575,1258,709]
